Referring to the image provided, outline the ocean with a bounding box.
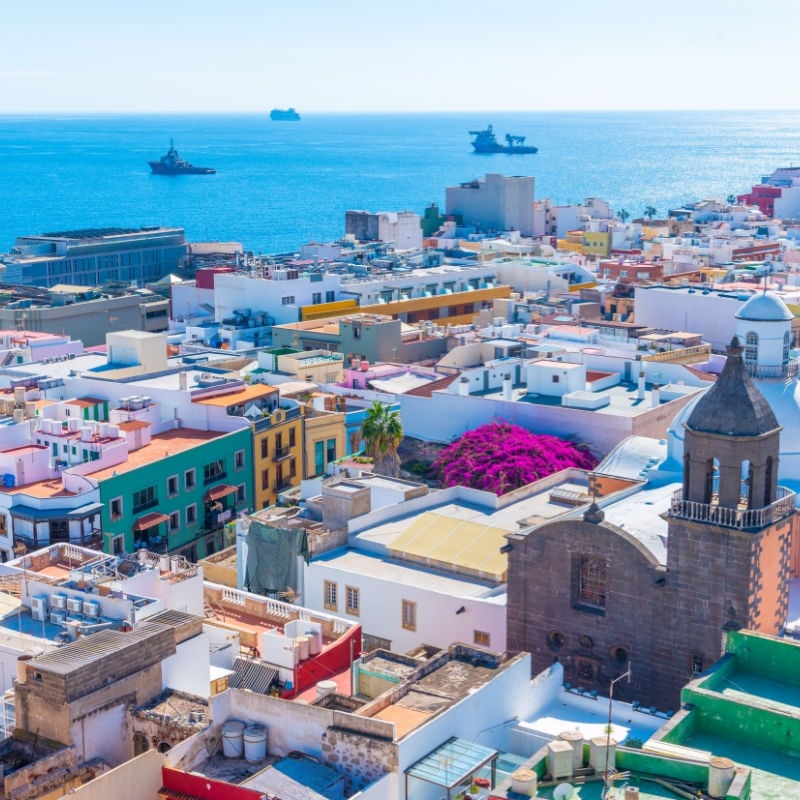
[1,110,799,254]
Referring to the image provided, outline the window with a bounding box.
[314,441,325,476]
[185,504,197,525]
[326,438,336,464]
[324,580,338,611]
[312,292,322,305]
[169,511,180,533]
[345,585,360,616]
[552,375,560,383]
[474,630,490,647]
[402,600,416,631]
[576,554,607,611]
[185,469,196,490]
[110,496,123,520]
[281,296,295,305]
[289,428,296,447]
[326,290,335,303]
[692,655,703,674]
[289,459,296,478]
[261,439,268,459]
[744,331,758,365]
[111,534,124,555]
[261,469,269,490]
[203,459,225,483]
[167,475,178,497]
[132,486,156,512]
[236,484,246,503]
[234,449,245,470]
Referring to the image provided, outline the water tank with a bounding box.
[558,730,584,770]
[243,724,268,763]
[548,739,574,780]
[137,549,148,565]
[159,554,170,572]
[511,768,538,797]
[624,788,640,800]
[16,654,33,685]
[296,635,310,661]
[170,556,183,574]
[708,756,735,798]
[588,736,616,773]
[305,630,322,655]
[221,720,245,758]
[316,680,337,698]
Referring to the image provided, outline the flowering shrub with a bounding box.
[431,421,597,495]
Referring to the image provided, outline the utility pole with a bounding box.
[602,662,632,800]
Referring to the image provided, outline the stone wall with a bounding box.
[321,727,398,795]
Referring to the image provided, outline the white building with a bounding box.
[446,173,535,236]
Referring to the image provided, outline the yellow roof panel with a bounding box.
[389,512,507,582]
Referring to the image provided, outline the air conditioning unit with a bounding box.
[50,610,66,625]
[30,596,47,622]
[83,600,100,617]
[50,593,67,609]
[66,597,83,614]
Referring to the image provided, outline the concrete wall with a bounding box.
[70,701,132,766]
[322,727,398,795]
[162,634,211,698]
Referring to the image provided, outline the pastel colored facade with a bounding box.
[302,394,347,479]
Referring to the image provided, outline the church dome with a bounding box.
[686,337,779,437]
[735,291,793,322]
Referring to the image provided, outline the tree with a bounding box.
[617,208,630,223]
[643,205,657,220]
[360,401,403,478]
[726,194,737,206]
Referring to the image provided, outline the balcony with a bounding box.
[274,478,294,492]
[203,470,227,486]
[669,486,796,530]
[744,359,799,381]
[272,445,293,462]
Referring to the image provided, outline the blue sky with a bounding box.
[2,0,799,113]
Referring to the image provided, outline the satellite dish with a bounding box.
[554,784,575,800]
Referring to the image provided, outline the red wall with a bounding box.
[288,625,362,697]
[161,767,263,800]
[195,267,235,290]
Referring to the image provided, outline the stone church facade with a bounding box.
[506,338,796,710]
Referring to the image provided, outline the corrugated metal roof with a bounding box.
[388,511,508,582]
[228,657,278,694]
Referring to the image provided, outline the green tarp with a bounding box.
[245,520,309,596]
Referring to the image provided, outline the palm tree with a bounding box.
[643,205,657,220]
[360,401,403,478]
[726,194,737,206]
[617,208,630,223]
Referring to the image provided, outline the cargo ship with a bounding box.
[469,125,537,154]
[148,141,215,175]
[270,108,301,121]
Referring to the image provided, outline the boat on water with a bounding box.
[469,125,537,154]
[270,108,301,121]
[148,140,215,175]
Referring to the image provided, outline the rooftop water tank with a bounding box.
[243,724,268,763]
[222,720,245,758]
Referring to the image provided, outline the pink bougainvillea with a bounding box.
[431,421,597,495]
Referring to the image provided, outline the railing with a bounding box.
[272,445,292,462]
[744,359,799,381]
[203,470,227,486]
[274,479,294,492]
[132,497,158,513]
[642,344,712,363]
[670,486,796,530]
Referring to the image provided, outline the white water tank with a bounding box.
[589,736,617,773]
[170,556,183,574]
[558,730,584,770]
[305,629,322,655]
[221,720,245,758]
[243,724,268,763]
[159,554,170,572]
[296,635,310,661]
[316,680,337,698]
[510,768,537,797]
[548,739,574,780]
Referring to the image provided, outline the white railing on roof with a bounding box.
[222,587,246,606]
[264,598,292,618]
[670,486,796,530]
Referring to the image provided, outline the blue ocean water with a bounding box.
[1,110,799,254]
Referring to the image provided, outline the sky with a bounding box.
[3,0,800,114]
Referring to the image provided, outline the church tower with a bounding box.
[664,336,794,691]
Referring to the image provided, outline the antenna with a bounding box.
[602,661,632,800]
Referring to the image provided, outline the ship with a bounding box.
[270,108,301,121]
[469,125,537,154]
[148,140,215,175]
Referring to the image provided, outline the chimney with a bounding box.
[503,373,513,401]
[637,370,645,401]
[459,377,470,397]
[179,371,188,391]
[651,384,661,407]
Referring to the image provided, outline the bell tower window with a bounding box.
[744,331,758,366]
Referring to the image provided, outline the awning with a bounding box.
[205,484,236,502]
[68,502,104,517]
[133,512,170,531]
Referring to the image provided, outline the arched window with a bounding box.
[744,331,758,365]
[783,331,791,365]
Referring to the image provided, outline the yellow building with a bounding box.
[582,231,611,258]
[302,393,347,479]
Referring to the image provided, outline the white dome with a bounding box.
[735,291,793,322]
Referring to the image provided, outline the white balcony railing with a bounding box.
[670,486,796,530]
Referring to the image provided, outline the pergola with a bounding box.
[405,736,498,799]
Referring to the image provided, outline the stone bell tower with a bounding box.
[661,337,794,695]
